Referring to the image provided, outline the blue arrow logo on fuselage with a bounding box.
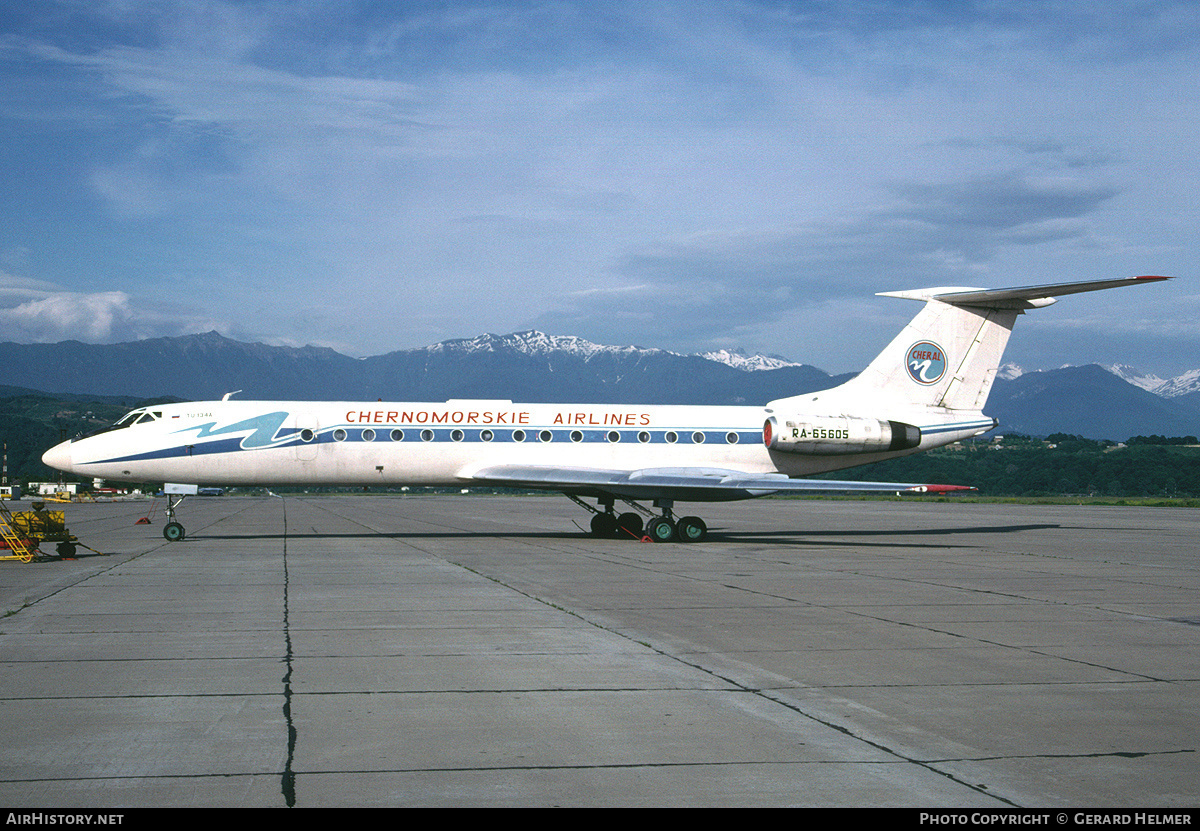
[183,411,292,449]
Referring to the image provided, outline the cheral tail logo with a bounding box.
[906,341,947,385]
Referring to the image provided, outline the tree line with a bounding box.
[823,435,1200,498]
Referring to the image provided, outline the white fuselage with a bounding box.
[42,397,992,494]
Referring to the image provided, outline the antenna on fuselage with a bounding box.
[221,391,242,401]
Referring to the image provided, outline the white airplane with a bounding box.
[41,276,1168,543]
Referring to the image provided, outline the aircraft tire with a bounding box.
[616,512,644,538]
[163,522,186,542]
[676,516,707,543]
[590,513,617,537]
[645,516,677,543]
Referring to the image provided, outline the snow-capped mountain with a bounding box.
[1106,364,1168,395]
[697,348,804,372]
[428,330,674,362]
[0,330,832,404]
[997,363,1025,381]
[1154,370,1200,398]
[1107,365,1200,398]
[430,330,804,372]
[1005,362,1200,401]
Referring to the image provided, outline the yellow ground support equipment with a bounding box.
[0,499,38,562]
[0,501,91,560]
[42,491,95,503]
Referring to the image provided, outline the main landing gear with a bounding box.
[569,495,708,543]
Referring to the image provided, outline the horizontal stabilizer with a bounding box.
[879,275,1171,309]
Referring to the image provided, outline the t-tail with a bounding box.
[770,276,1171,419]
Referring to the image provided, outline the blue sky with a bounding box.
[0,1,1196,375]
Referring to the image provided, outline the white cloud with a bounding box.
[0,291,137,342]
[0,272,61,303]
[0,277,232,344]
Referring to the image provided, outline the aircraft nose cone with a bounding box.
[41,441,73,473]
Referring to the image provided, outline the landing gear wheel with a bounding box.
[676,516,707,543]
[590,513,618,537]
[616,512,644,538]
[56,541,78,558]
[645,516,677,543]
[163,522,186,542]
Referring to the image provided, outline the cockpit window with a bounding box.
[76,407,161,440]
[114,410,144,428]
[78,409,137,439]
[110,409,157,429]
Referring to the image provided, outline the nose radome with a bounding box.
[41,441,72,473]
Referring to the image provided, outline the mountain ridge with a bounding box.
[2,331,1197,439]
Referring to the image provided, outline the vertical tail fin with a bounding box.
[770,277,1170,414]
[838,297,1018,411]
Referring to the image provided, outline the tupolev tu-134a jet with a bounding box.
[41,276,1169,543]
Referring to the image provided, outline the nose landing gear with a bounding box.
[152,485,199,541]
[162,493,186,541]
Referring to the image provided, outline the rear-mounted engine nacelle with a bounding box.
[763,415,921,455]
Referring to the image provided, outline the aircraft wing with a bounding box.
[469,465,975,502]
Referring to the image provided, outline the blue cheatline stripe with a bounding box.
[312,427,759,445]
[82,419,995,466]
[919,420,995,435]
[80,427,765,464]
